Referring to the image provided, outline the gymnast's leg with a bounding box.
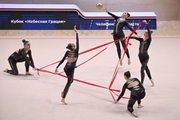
[145,64,154,86]
[113,35,122,65]
[139,56,149,84]
[4,58,18,75]
[61,69,74,104]
[121,39,131,65]
[139,56,154,85]
[127,97,138,117]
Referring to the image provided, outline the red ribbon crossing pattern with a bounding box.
[37,21,143,102]
[121,21,143,61]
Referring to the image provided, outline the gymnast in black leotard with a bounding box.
[116,71,145,117]
[106,8,138,65]
[129,20,154,86]
[4,40,37,75]
[55,26,79,105]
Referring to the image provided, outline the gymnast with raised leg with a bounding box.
[4,40,37,75]
[106,8,138,65]
[115,71,145,117]
[55,25,79,105]
[129,20,154,86]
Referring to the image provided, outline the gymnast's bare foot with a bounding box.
[128,58,131,65]
[61,91,64,98]
[138,104,144,108]
[132,111,139,117]
[3,68,8,73]
[61,98,67,105]
[150,79,154,86]
[25,72,33,75]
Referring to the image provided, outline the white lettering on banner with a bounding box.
[10,19,66,24]
[11,19,24,24]
[129,23,140,26]
[96,22,140,27]
[48,20,66,24]
[96,23,114,26]
[24,20,48,23]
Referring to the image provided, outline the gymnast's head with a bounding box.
[66,43,75,51]
[124,71,131,80]
[144,30,153,38]
[122,12,130,19]
[22,39,31,50]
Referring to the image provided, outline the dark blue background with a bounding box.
[0,11,156,30]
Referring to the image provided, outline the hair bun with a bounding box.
[22,39,26,43]
[127,13,130,17]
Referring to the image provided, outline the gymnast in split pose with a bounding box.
[116,71,145,117]
[55,26,79,105]
[129,20,154,86]
[106,8,138,65]
[4,40,37,75]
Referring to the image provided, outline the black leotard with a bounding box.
[117,78,145,101]
[9,48,35,68]
[56,33,79,69]
[129,24,152,83]
[56,33,79,99]
[107,12,137,37]
[130,24,151,58]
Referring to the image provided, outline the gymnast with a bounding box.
[129,20,154,86]
[4,39,36,75]
[106,8,138,65]
[116,71,145,117]
[55,25,79,105]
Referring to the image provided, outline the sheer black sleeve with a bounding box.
[129,36,143,42]
[146,24,152,41]
[56,51,69,68]
[28,50,35,68]
[21,49,35,68]
[76,33,79,54]
[125,21,137,35]
[117,83,127,101]
[107,12,119,20]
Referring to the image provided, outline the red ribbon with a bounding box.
[109,61,119,89]
[37,21,143,102]
[37,68,129,99]
[109,90,116,102]
[107,21,143,101]
[38,38,131,71]
[59,47,107,74]
[77,47,107,67]
[121,21,143,60]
